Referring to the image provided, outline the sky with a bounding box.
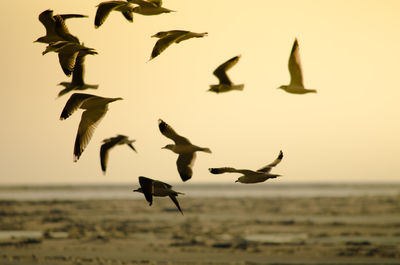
[1,0,399,184]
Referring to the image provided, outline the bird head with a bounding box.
[133,188,143,193]
[161,144,174,151]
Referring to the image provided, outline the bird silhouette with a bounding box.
[209,55,244,93]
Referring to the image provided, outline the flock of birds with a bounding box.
[35,0,317,215]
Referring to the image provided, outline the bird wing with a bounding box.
[59,14,88,20]
[257,150,284,173]
[176,153,196,182]
[213,55,240,85]
[73,105,108,161]
[127,142,137,152]
[129,0,158,8]
[100,141,116,173]
[95,1,125,28]
[122,10,134,22]
[60,93,95,120]
[208,167,256,175]
[38,9,56,36]
[54,15,80,43]
[58,49,79,76]
[168,194,183,215]
[288,38,304,87]
[138,176,154,205]
[71,55,85,86]
[158,119,191,145]
[150,32,182,59]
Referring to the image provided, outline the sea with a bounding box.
[0,182,399,200]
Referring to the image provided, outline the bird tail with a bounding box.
[233,84,244,91]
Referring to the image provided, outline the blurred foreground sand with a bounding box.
[0,195,399,264]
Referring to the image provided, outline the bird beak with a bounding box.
[235,180,239,183]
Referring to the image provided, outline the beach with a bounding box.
[0,184,400,265]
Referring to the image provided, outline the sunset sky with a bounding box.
[1,0,399,184]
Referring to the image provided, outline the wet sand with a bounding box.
[0,195,399,264]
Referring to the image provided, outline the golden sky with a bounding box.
[0,0,399,184]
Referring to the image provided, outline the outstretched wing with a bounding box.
[288,39,304,87]
[60,93,94,120]
[150,32,182,59]
[158,119,191,145]
[100,141,117,173]
[138,176,154,205]
[208,167,255,175]
[213,55,240,85]
[257,150,284,173]
[177,153,196,182]
[95,1,124,28]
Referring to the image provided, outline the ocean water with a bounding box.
[0,182,399,200]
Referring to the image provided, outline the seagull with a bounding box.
[35,9,87,44]
[128,0,174,15]
[278,39,316,94]
[42,41,97,76]
[133,176,184,215]
[209,150,283,184]
[100,134,137,174]
[94,1,135,28]
[158,119,211,182]
[58,55,99,97]
[150,30,207,60]
[209,55,244,93]
[60,93,123,162]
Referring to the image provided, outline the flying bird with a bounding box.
[209,55,244,93]
[278,39,316,94]
[42,41,97,76]
[158,119,211,182]
[129,0,175,15]
[209,150,283,184]
[100,134,137,174]
[150,30,207,60]
[94,1,135,28]
[133,176,184,215]
[35,9,87,44]
[60,93,123,162]
[58,55,99,97]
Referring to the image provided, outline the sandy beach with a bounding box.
[0,192,400,265]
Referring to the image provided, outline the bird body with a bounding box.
[60,93,123,162]
[100,134,136,174]
[150,30,207,60]
[209,55,244,93]
[158,119,211,181]
[128,0,174,15]
[95,1,135,28]
[35,9,87,44]
[133,176,184,215]
[278,39,316,94]
[209,150,283,184]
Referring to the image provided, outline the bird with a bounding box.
[133,176,184,215]
[128,0,175,15]
[35,9,87,44]
[158,119,211,182]
[60,93,123,162]
[100,134,137,174]
[278,38,316,94]
[42,41,97,76]
[150,30,207,60]
[209,150,284,184]
[57,55,99,97]
[209,55,244,93]
[94,1,135,28]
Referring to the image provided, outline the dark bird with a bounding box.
[60,93,123,162]
[35,9,87,44]
[100,134,137,174]
[133,176,184,215]
[95,1,135,28]
[209,55,244,93]
[58,55,99,97]
[209,150,283,184]
[158,119,211,182]
[278,39,316,94]
[42,41,97,76]
[150,30,207,60]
